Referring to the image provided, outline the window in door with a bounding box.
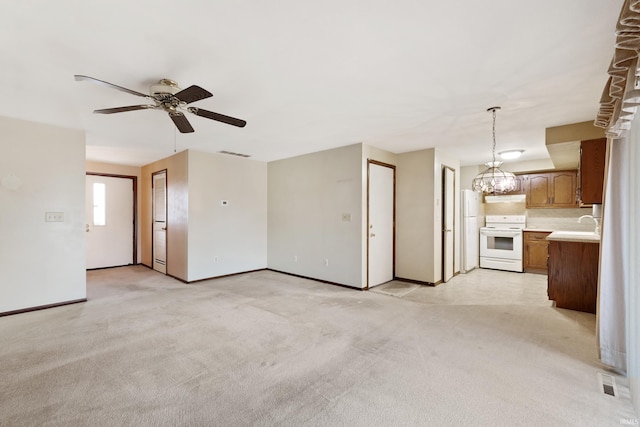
[92,182,106,226]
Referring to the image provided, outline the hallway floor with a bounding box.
[372,268,551,306]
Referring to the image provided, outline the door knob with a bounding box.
[370,233,376,237]
[85,224,90,232]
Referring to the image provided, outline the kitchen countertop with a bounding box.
[523,228,555,233]
[546,231,600,242]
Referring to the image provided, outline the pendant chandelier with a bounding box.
[472,106,517,194]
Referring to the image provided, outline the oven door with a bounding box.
[479,228,523,260]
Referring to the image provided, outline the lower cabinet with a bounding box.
[524,231,551,274]
[547,240,599,314]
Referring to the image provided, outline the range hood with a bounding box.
[484,194,526,204]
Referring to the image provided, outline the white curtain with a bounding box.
[597,135,630,373]
[629,107,640,414]
[594,0,640,374]
[595,0,640,408]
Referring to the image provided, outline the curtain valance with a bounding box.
[596,0,640,136]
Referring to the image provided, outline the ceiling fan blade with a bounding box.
[188,107,247,128]
[94,105,156,114]
[74,75,152,99]
[174,85,213,104]
[169,112,194,133]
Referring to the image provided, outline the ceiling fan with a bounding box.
[74,75,246,133]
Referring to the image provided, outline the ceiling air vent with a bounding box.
[218,150,250,158]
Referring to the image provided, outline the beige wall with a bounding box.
[0,116,86,312]
[396,149,436,282]
[85,161,141,177]
[268,144,365,287]
[501,158,555,173]
[140,150,267,282]
[141,150,189,281]
[363,145,397,166]
[268,143,399,288]
[460,165,482,191]
[187,151,267,281]
[396,148,460,283]
[85,160,142,264]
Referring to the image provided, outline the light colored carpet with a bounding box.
[0,266,636,426]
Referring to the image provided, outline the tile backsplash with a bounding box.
[484,203,595,231]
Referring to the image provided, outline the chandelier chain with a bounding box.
[489,107,500,165]
[491,108,497,165]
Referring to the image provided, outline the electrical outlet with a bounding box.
[45,212,64,222]
[294,255,298,262]
[213,256,219,263]
[341,212,351,222]
[324,258,329,267]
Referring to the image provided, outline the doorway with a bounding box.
[442,166,455,282]
[85,173,136,269]
[367,160,395,288]
[152,170,167,274]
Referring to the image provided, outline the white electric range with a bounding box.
[479,215,526,273]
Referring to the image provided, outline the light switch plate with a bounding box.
[45,212,64,222]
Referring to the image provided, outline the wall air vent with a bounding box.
[218,150,251,158]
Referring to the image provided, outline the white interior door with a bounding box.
[153,171,167,274]
[368,162,395,287]
[85,175,134,269]
[443,167,455,282]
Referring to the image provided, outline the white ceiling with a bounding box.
[0,0,620,167]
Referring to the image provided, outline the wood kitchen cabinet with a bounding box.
[523,231,551,274]
[526,171,578,208]
[547,239,599,314]
[507,174,528,194]
[579,138,607,206]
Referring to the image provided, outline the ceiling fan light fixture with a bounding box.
[498,149,524,160]
[150,79,181,96]
[472,107,517,195]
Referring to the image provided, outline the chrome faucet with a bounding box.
[578,215,600,235]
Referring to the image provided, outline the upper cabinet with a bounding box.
[527,171,578,208]
[526,173,550,206]
[508,175,528,194]
[578,138,607,206]
[512,171,578,208]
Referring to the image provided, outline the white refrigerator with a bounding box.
[461,189,481,273]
